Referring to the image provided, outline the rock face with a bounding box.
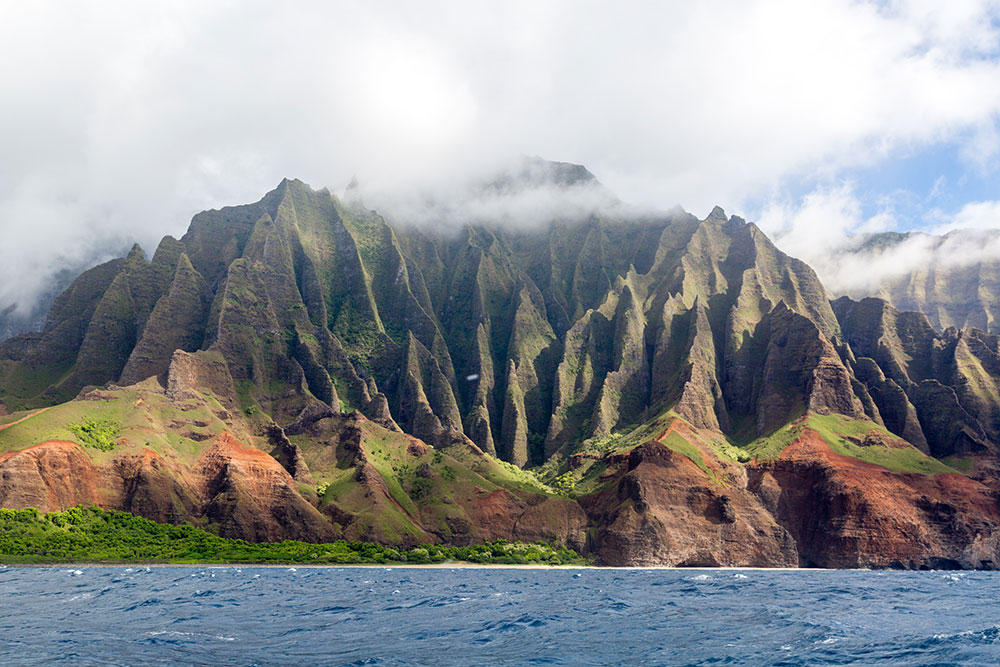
[0,170,851,465]
[4,160,1000,567]
[0,442,101,512]
[748,430,1000,569]
[833,296,1000,457]
[0,432,332,542]
[580,431,798,567]
[193,431,334,542]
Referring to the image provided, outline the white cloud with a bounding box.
[759,182,1000,296]
[932,199,1000,232]
[2,1,1000,312]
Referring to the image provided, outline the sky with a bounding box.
[3,0,1000,311]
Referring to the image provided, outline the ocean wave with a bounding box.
[1,568,998,665]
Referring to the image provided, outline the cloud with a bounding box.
[931,199,1000,232]
[2,1,1000,313]
[758,182,1000,296]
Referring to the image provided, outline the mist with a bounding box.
[758,184,1000,298]
[3,1,1000,316]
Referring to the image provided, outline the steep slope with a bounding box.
[0,174,852,469]
[833,296,1000,459]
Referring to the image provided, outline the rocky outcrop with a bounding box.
[748,430,1000,569]
[580,437,798,567]
[465,489,588,552]
[193,432,335,542]
[834,296,1000,457]
[0,442,101,512]
[165,349,238,408]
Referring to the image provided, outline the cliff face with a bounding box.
[0,180,846,461]
[3,161,1000,567]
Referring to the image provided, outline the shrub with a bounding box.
[68,419,121,451]
[409,477,432,499]
[0,506,589,566]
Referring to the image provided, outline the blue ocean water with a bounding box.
[0,566,998,665]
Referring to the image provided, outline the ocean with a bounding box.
[0,565,998,665]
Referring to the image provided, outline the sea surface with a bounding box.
[1,566,999,665]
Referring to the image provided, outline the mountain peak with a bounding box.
[482,157,601,194]
[126,243,146,261]
[344,175,364,206]
[707,205,727,221]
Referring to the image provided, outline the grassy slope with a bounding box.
[0,381,241,467]
[739,412,960,475]
[294,416,561,543]
[552,411,737,496]
[549,406,963,499]
[0,382,569,547]
[806,413,957,475]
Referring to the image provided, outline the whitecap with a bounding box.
[148,630,234,642]
[692,574,710,581]
[733,574,748,580]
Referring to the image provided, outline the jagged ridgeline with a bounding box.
[1,162,998,468]
[0,170,818,461]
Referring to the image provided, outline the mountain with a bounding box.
[839,229,1000,334]
[4,162,1000,568]
[0,263,101,342]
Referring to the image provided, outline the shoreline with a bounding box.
[0,562,838,571]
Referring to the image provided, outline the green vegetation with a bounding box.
[660,431,709,474]
[806,413,958,475]
[714,441,752,463]
[942,455,976,472]
[0,507,586,566]
[68,418,121,452]
[741,420,804,461]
